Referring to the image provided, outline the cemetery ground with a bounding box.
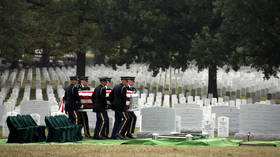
[0,128,280,157]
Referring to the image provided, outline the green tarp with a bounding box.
[1,138,280,146]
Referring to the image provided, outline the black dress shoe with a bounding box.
[93,136,105,140]
[111,136,117,139]
[115,133,125,140]
[85,134,91,138]
[126,134,135,139]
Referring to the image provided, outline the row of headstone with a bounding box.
[49,67,59,85]
[0,70,9,87]
[23,83,31,101]
[26,68,32,83]
[36,68,41,81]
[0,85,11,106]
[55,67,68,84]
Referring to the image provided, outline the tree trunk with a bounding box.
[76,52,86,76]
[208,65,218,98]
[94,53,105,65]
[41,52,49,67]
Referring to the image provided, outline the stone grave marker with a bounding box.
[194,96,200,104]
[0,105,7,126]
[187,96,194,104]
[87,111,97,129]
[218,116,229,138]
[241,99,247,104]
[211,98,217,106]
[176,116,181,133]
[229,100,235,107]
[205,99,211,106]
[212,106,240,133]
[140,107,176,135]
[174,104,203,132]
[20,100,50,125]
[163,95,170,108]
[31,113,41,125]
[179,97,186,104]
[235,104,280,140]
[202,120,215,138]
[236,99,241,109]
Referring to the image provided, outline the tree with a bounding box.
[33,0,113,76]
[103,0,226,97]
[190,27,228,98]
[220,0,280,79]
[0,0,29,67]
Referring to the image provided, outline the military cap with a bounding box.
[105,77,112,81]
[120,76,130,80]
[79,76,88,81]
[70,76,78,80]
[99,76,108,82]
[127,76,136,81]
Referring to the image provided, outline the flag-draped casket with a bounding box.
[59,90,138,113]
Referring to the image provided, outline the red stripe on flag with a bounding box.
[79,96,92,99]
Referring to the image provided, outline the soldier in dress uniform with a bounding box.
[91,77,109,139]
[104,77,112,138]
[77,76,91,138]
[64,76,81,125]
[124,76,137,138]
[109,77,131,139]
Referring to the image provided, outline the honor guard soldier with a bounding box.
[104,77,112,138]
[109,77,131,139]
[125,76,137,138]
[64,76,81,125]
[78,76,91,138]
[92,77,109,139]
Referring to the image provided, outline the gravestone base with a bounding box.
[137,131,176,138]
[234,133,280,141]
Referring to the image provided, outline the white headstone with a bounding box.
[205,99,211,106]
[202,120,215,138]
[236,99,241,109]
[218,116,229,138]
[174,103,203,132]
[176,116,181,133]
[211,98,217,106]
[20,100,50,125]
[241,99,247,104]
[212,106,240,133]
[229,100,235,107]
[187,96,194,104]
[140,107,176,134]
[0,105,7,126]
[163,95,170,108]
[179,97,186,104]
[30,113,41,125]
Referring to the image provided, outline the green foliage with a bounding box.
[0,0,28,61]
[220,0,280,78]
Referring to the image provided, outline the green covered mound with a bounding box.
[1,137,280,146]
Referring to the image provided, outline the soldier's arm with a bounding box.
[100,87,107,105]
[72,86,80,102]
[121,86,127,105]
[108,88,114,103]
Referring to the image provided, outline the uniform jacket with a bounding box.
[109,83,127,112]
[64,84,80,111]
[92,84,107,112]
